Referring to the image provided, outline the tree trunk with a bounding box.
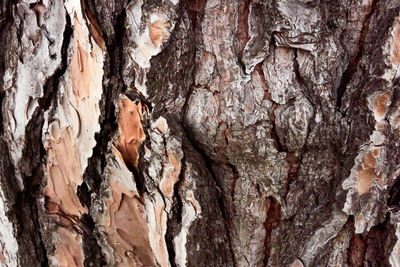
[1,0,400,266]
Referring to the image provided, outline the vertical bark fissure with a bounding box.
[12,10,73,266]
[0,0,18,199]
[226,162,238,217]
[389,174,400,208]
[336,0,378,111]
[79,4,130,266]
[347,218,367,267]
[363,215,396,266]
[265,38,287,153]
[181,23,236,259]
[0,0,13,136]
[268,101,286,152]
[263,196,281,266]
[235,0,251,74]
[165,150,186,267]
[181,123,236,266]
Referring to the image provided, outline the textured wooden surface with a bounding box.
[2,0,400,266]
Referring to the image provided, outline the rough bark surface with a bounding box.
[2,0,400,266]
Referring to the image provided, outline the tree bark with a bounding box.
[1,0,400,266]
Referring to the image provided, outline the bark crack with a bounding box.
[79,5,130,266]
[181,123,236,266]
[165,151,185,267]
[12,10,73,266]
[336,0,377,112]
[264,196,281,266]
[346,218,367,267]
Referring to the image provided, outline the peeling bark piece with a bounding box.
[289,258,304,267]
[39,1,105,265]
[54,2,105,174]
[153,116,168,135]
[123,0,177,96]
[342,89,393,234]
[44,123,86,216]
[390,223,400,266]
[52,227,84,267]
[160,151,181,199]
[81,0,105,50]
[273,0,322,51]
[0,190,19,266]
[342,143,388,233]
[357,149,382,195]
[3,0,66,188]
[125,1,172,69]
[342,134,387,233]
[149,19,171,48]
[383,14,400,82]
[299,210,348,265]
[241,0,273,73]
[145,193,170,267]
[94,148,157,267]
[368,91,391,123]
[174,190,201,267]
[388,17,400,66]
[143,117,184,266]
[71,18,103,100]
[115,96,146,168]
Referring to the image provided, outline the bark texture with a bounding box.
[2,0,400,266]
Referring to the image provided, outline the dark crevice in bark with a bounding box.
[226,162,238,216]
[181,123,236,266]
[79,5,129,267]
[363,214,397,266]
[389,173,400,208]
[78,8,130,266]
[14,167,48,267]
[186,0,206,30]
[132,159,148,197]
[174,160,184,225]
[0,142,19,205]
[346,214,396,266]
[266,39,287,153]
[133,106,155,199]
[347,234,366,267]
[235,0,251,73]
[12,11,73,266]
[0,90,3,134]
[165,152,186,267]
[181,1,236,260]
[0,0,13,135]
[268,102,286,152]
[285,152,301,191]
[82,10,126,197]
[0,16,17,259]
[182,67,236,264]
[336,0,377,111]
[82,0,131,189]
[0,0,16,214]
[263,196,281,266]
[347,218,366,267]
[16,117,47,266]
[76,182,90,210]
